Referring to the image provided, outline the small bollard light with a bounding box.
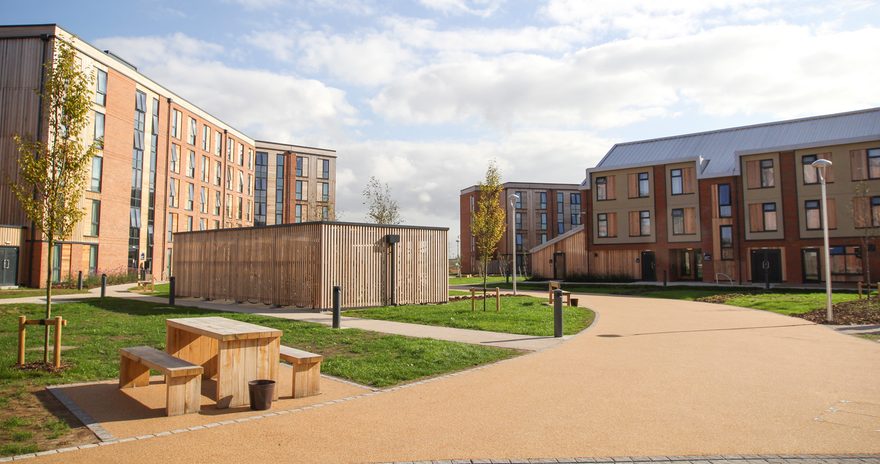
[76,271,83,290]
[100,273,107,298]
[169,276,176,306]
[332,286,341,329]
[553,289,563,338]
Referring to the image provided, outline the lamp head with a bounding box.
[811,158,833,170]
[508,193,520,206]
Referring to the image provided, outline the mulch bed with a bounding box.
[797,298,880,325]
[695,294,749,304]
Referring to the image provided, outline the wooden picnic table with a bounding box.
[165,317,282,409]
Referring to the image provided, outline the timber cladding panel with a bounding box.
[173,222,448,309]
[530,227,587,279]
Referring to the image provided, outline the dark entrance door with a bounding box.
[750,249,782,283]
[802,249,820,282]
[553,252,566,280]
[0,247,19,286]
[641,251,656,281]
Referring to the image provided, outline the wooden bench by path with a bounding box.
[279,346,323,398]
[548,281,572,306]
[137,274,155,292]
[119,346,203,416]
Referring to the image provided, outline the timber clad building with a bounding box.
[531,107,880,284]
[460,182,581,275]
[0,24,336,287]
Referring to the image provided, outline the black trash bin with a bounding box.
[248,379,276,410]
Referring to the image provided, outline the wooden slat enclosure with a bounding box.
[173,222,448,309]
[530,226,587,279]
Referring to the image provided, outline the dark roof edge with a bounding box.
[174,220,449,236]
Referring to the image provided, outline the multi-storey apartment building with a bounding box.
[567,107,880,285]
[254,141,336,225]
[0,24,261,286]
[459,182,581,275]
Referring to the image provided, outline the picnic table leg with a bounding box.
[166,324,217,380]
[255,336,280,401]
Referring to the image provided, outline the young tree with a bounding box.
[12,40,98,366]
[470,161,506,310]
[362,176,402,224]
[852,181,879,284]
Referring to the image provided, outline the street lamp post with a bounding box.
[455,236,461,278]
[508,193,520,296]
[811,158,834,322]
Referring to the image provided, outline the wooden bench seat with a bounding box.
[119,346,203,416]
[547,281,572,306]
[136,274,155,292]
[279,346,323,398]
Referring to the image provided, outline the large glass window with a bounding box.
[214,132,221,156]
[200,187,207,213]
[94,111,104,148]
[296,156,307,177]
[170,144,180,173]
[202,125,210,151]
[802,154,819,184]
[671,208,685,235]
[186,150,195,178]
[670,169,683,195]
[188,117,196,145]
[762,202,778,231]
[570,193,581,225]
[276,155,285,224]
[88,245,98,276]
[639,210,651,236]
[805,200,821,230]
[596,177,607,200]
[869,149,880,179]
[515,212,522,229]
[185,183,194,211]
[169,179,178,207]
[95,69,107,106]
[872,196,880,227]
[295,204,302,223]
[89,200,100,236]
[201,156,209,182]
[254,151,268,226]
[51,244,61,283]
[90,156,102,192]
[638,172,649,197]
[539,212,547,230]
[830,246,862,276]
[514,191,523,209]
[320,182,329,202]
[515,233,523,252]
[129,91,146,273]
[597,213,609,237]
[296,180,306,201]
[538,192,547,209]
[320,159,330,179]
[760,159,775,187]
[720,225,733,260]
[215,160,222,186]
[172,110,181,139]
[718,183,732,218]
[146,98,159,274]
[214,191,221,216]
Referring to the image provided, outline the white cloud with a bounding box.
[419,0,504,17]
[370,23,880,129]
[94,33,359,141]
[296,32,415,86]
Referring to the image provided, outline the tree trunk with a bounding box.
[482,257,488,311]
[44,237,53,365]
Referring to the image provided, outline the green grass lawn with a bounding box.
[0,297,518,456]
[347,296,595,336]
[489,282,861,316]
[128,282,170,298]
[448,275,526,286]
[0,288,87,300]
[448,290,471,296]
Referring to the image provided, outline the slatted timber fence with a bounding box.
[173,221,448,309]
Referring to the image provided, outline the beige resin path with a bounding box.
[37,294,880,463]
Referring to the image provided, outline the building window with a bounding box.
[88,200,100,236]
[638,172,649,197]
[199,218,206,231]
[670,169,683,195]
[320,182,329,202]
[214,160,222,186]
[596,177,607,201]
[225,193,232,218]
[805,200,821,230]
[718,183,731,218]
[90,156,102,192]
[88,245,98,276]
[94,111,104,148]
[186,150,195,178]
[169,179,178,207]
[295,204,302,223]
[830,246,862,276]
[246,200,252,221]
[763,202,777,231]
[539,233,547,244]
[247,174,253,195]
[296,180,305,201]
[872,196,880,227]
[802,154,819,184]
[226,166,233,189]
[238,170,244,193]
[538,192,547,209]
[760,159,775,188]
[514,191,523,209]
[671,208,685,235]
[129,91,147,273]
[515,212,523,229]
[254,151,268,226]
[186,215,193,232]
[95,69,107,106]
[639,211,651,236]
[276,155,284,224]
[238,143,244,166]
[214,132,221,156]
[297,156,307,177]
[172,110,181,139]
[237,196,243,220]
[227,138,234,162]
[201,156,209,182]
[868,148,880,179]
[539,212,547,230]
[322,206,329,220]
[200,187,207,213]
[570,193,581,225]
[51,244,61,283]
[188,117,196,145]
[185,183,194,211]
[320,159,330,179]
[515,233,523,252]
[170,144,180,173]
[556,192,564,234]
[720,225,733,260]
[202,126,210,151]
[214,191,221,216]
[598,213,609,237]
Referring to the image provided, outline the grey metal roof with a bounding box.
[592,107,880,179]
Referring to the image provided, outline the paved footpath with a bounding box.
[22,292,879,463]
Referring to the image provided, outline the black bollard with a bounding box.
[764,265,770,290]
[169,276,176,306]
[663,270,668,287]
[553,289,563,338]
[77,271,83,290]
[100,273,107,298]
[332,286,341,329]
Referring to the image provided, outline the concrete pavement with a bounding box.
[26,293,880,463]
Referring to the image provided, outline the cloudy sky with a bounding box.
[6,0,880,244]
